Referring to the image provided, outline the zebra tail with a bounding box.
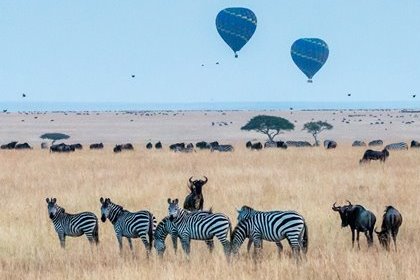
[301,222,308,254]
[148,213,157,250]
[93,222,99,244]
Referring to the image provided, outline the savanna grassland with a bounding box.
[0,147,419,280]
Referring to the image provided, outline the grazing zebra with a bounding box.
[100,197,156,255]
[154,214,215,256]
[264,141,288,149]
[286,141,312,147]
[210,144,234,152]
[46,198,99,248]
[352,140,366,147]
[233,206,308,257]
[368,139,383,146]
[385,142,408,150]
[167,198,231,256]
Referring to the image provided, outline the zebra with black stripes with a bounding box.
[167,198,231,257]
[46,198,99,248]
[154,214,215,256]
[210,144,234,152]
[232,206,308,257]
[385,142,408,150]
[100,197,156,256]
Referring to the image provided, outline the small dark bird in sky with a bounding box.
[22,93,26,98]
[131,75,135,78]
[413,94,416,98]
[347,93,351,97]
[201,64,204,67]
[216,62,219,65]
[2,109,7,113]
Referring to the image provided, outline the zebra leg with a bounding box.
[140,234,151,257]
[205,239,215,253]
[171,234,178,254]
[116,234,123,253]
[247,239,253,253]
[252,236,263,261]
[128,238,133,251]
[58,233,66,249]
[275,242,283,256]
[181,238,191,256]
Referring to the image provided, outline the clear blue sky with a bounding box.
[1,1,419,104]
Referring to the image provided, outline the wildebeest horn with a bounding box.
[346,200,352,206]
[189,176,193,183]
[203,176,208,184]
[374,227,381,234]
[332,202,339,211]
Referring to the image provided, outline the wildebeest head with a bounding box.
[374,228,390,250]
[99,197,111,222]
[332,201,353,227]
[46,197,58,219]
[168,198,180,221]
[382,148,390,158]
[187,176,208,197]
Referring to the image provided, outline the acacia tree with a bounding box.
[302,121,333,146]
[40,133,70,144]
[241,115,294,142]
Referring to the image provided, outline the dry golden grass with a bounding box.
[0,147,419,280]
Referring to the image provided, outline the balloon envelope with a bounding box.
[291,38,329,82]
[216,7,257,57]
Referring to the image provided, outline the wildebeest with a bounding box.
[196,141,211,150]
[264,141,287,149]
[155,142,162,149]
[246,142,262,150]
[70,143,83,150]
[324,140,337,149]
[245,141,252,149]
[122,143,134,150]
[146,142,153,149]
[359,148,389,164]
[113,145,122,153]
[1,141,18,149]
[385,142,408,150]
[375,206,403,251]
[89,143,104,149]
[286,141,312,147]
[183,176,208,211]
[209,141,219,149]
[50,143,75,153]
[169,143,185,151]
[352,140,366,147]
[15,142,32,149]
[332,201,376,248]
[368,139,383,146]
[410,140,420,148]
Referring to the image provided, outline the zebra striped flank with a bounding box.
[385,142,408,150]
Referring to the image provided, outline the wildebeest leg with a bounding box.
[356,231,360,249]
[364,231,372,247]
[392,229,398,252]
[351,229,355,248]
[205,239,214,253]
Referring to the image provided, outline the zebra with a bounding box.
[233,206,308,257]
[385,142,408,150]
[154,214,215,256]
[210,144,234,152]
[167,198,231,257]
[46,198,99,248]
[368,139,383,146]
[100,197,156,256]
[286,141,312,147]
[352,140,366,147]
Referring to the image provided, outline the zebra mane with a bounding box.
[241,205,255,211]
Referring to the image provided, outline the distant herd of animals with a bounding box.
[45,176,403,260]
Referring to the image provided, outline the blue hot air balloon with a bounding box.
[291,38,329,82]
[216,7,257,58]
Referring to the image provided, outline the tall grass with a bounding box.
[0,147,419,279]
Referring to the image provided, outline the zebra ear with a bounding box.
[167,198,171,204]
[46,198,50,203]
[174,198,179,204]
[52,198,56,204]
[100,197,104,203]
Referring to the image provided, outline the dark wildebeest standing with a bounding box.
[359,148,389,164]
[169,143,185,151]
[332,201,376,248]
[122,143,134,150]
[375,206,403,251]
[50,143,75,153]
[90,143,104,149]
[245,141,252,149]
[113,145,122,153]
[410,140,420,148]
[155,142,162,149]
[196,141,211,150]
[183,176,208,211]
[324,140,337,149]
[15,143,32,149]
[70,143,83,150]
[146,142,153,149]
[246,142,262,150]
[1,141,18,149]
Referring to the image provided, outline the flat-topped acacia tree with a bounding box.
[241,115,295,142]
[302,121,333,146]
[40,133,70,144]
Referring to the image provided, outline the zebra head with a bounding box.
[46,197,59,219]
[236,205,255,221]
[167,198,180,221]
[188,176,208,197]
[99,197,112,222]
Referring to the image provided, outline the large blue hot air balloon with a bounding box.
[291,38,329,82]
[216,7,257,58]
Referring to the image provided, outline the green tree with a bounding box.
[302,121,333,146]
[241,115,294,142]
[40,133,70,144]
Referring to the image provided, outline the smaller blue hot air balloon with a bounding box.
[216,7,257,58]
[291,38,329,83]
